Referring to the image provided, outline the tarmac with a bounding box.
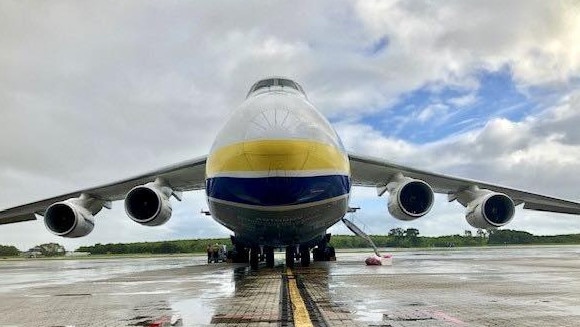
[0,245,579,326]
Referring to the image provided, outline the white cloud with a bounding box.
[448,93,478,108]
[416,103,450,123]
[354,0,580,88]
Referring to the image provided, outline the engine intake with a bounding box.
[465,191,515,229]
[125,179,173,226]
[44,194,102,238]
[386,175,434,221]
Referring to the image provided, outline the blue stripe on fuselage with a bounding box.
[206,175,351,207]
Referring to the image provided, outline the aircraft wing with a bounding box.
[0,156,207,225]
[348,153,580,215]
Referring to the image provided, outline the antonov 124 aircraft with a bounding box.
[2,77,580,268]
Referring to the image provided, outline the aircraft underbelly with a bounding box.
[208,195,349,246]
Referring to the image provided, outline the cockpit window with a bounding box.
[247,78,305,97]
[252,79,275,92]
[278,79,296,89]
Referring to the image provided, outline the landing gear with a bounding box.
[313,246,323,261]
[250,246,260,270]
[231,244,249,263]
[313,233,336,262]
[230,237,248,263]
[312,245,336,261]
[265,246,275,268]
[300,245,310,267]
[285,246,295,268]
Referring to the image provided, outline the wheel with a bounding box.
[232,245,249,263]
[323,245,336,261]
[250,247,259,270]
[265,246,275,268]
[285,246,295,268]
[300,246,310,267]
[312,247,321,261]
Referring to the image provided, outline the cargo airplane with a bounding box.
[2,77,580,268]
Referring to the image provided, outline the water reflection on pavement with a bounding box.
[0,246,579,326]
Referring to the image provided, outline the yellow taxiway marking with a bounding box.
[286,268,314,327]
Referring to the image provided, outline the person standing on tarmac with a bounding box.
[207,244,212,263]
[212,243,220,262]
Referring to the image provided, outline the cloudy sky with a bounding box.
[1,0,580,251]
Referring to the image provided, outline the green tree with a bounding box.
[0,245,20,257]
[154,242,180,254]
[403,228,420,247]
[404,228,419,238]
[488,229,534,244]
[388,228,405,237]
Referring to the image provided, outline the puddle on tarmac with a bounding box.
[169,266,238,325]
[171,297,212,325]
[109,290,173,295]
[353,306,384,322]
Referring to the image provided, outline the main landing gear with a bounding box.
[265,246,275,268]
[285,246,295,268]
[230,235,331,269]
[230,243,249,264]
[284,244,312,268]
[248,246,275,269]
[312,234,336,262]
[239,245,275,270]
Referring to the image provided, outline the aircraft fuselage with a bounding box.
[205,80,351,247]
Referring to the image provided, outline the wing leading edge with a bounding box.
[348,153,580,215]
[0,156,207,225]
[2,152,578,227]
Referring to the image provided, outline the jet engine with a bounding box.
[465,192,515,229]
[386,174,434,221]
[44,194,103,238]
[124,179,173,226]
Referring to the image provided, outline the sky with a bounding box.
[1,0,580,251]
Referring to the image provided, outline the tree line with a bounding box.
[328,228,580,248]
[76,238,232,255]
[5,229,577,257]
[68,229,580,255]
[0,245,20,257]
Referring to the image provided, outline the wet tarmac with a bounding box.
[1,245,579,326]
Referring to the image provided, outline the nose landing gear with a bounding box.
[249,245,276,269]
[284,244,312,268]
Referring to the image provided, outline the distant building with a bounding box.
[65,251,90,257]
[21,250,42,258]
[23,243,66,257]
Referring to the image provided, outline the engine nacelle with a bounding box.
[44,194,102,238]
[465,192,515,229]
[386,174,434,221]
[124,179,173,226]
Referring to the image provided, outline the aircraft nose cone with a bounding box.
[244,107,307,140]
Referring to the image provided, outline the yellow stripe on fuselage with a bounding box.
[206,139,350,178]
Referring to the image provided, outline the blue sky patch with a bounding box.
[365,36,389,56]
[353,68,538,143]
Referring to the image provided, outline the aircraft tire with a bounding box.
[250,247,259,270]
[265,247,274,268]
[312,247,322,261]
[285,246,295,268]
[232,245,249,263]
[300,246,310,267]
[325,245,336,261]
